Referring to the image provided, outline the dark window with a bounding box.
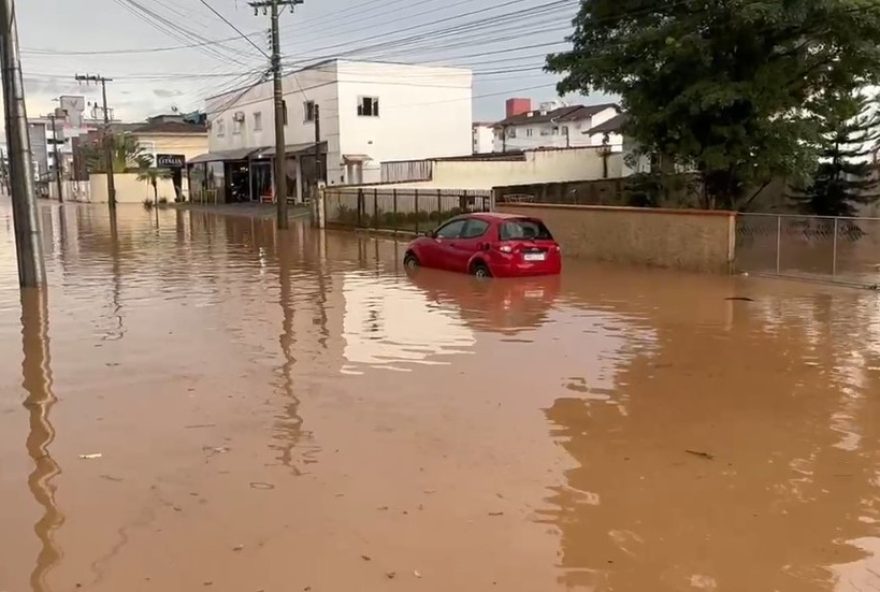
[435,219,466,239]
[358,96,379,117]
[499,219,553,241]
[304,100,316,122]
[461,219,490,239]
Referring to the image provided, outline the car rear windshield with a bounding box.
[499,219,554,241]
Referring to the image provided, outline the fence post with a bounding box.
[357,188,363,228]
[414,189,420,234]
[832,217,839,277]
[775,215,782,274]
[392,189,398,233]
[373,188,379,230]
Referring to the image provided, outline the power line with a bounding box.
[197,0,271,60]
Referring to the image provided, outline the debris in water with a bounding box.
[233,545,244,552]
[249,482,275,490]
[377,506,389,511]
[725,297,754,302]
[685,450,714,460]
[413,570,422,579]
[361,555,372,562]
[385,572,397,580]
[488,511,504,517]
[79,453,103,460]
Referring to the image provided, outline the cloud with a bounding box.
[153,88,184,98]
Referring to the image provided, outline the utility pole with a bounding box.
[48,114,63,202]
[250,0,304,229]
[75,74,115,209]
[1,0,46,287]
[314,102,322,190]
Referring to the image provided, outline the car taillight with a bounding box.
[498,244,513,253]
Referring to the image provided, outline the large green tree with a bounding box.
[84,133,151,174]
[547,0,880,210]
[790,93,880,216]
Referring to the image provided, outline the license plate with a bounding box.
[523,252,546,262]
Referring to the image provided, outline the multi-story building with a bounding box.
[196,59,473,203]
[472,122,495,154]
[492,98,622,152]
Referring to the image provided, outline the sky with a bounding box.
[12,0,611,125]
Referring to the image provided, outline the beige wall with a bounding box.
[90,173,178,204]
[379,147,624,190]
[134,133,208,162]
[499,203,736,273]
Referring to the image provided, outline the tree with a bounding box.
[547,0,880,210]
[136,167,172,206]
[84,133,150,174]
[789,93,880,217]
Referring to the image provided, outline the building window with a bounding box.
[233,117,243,135]
[526,128,533,137]
[552,126,560,136]
[358,96,379,117]
[506,127,517,139]
[562,125,569,136]
[304,100,316,122]
[253,112,262,131]
[216,118,225,137]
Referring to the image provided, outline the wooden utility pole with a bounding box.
[249,0,304,229]
[48,114,63,202]
[1,0,46,287]
[75,74,115,209]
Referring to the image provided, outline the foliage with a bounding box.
[547,0,880,209]
[142,198,154,210]
[333,205,466,230]
[789,93,880,217]
[136,167,173,203]
[85,133,151,174]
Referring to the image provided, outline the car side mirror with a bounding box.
[427,230,437,239]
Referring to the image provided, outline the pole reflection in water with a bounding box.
[20,288,64,592]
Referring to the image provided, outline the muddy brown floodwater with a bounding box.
[1,202,880,592]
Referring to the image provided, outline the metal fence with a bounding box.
[736,213,880,288]
[325,187,493,233]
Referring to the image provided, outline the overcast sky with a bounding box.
[13,0,609,124]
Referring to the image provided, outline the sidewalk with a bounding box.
[173,201,312,220]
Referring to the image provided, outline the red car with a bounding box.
[403,213,562,278]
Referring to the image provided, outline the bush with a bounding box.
[158,197,169,205]
[143,198,154,210]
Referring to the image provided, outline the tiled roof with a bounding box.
[585,113,629,135]
[494,103,619,127]
[132,121,207,134]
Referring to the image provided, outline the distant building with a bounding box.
[198,59,473,204]
[472,122,495,154]
[492,98,621,152]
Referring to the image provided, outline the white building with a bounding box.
[492,99,621,153]
[200,59,472,203]
[472,122,495,154]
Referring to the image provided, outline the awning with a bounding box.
[253,141,327,159]
[343,153,372,163]
[189,147,263,164]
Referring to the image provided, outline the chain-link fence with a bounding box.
[736,213,880,288]
[324,187,493,233]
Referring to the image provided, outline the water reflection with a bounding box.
[541,286,880,591]
[20,288,64,592]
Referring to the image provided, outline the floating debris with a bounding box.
[685,450,714,460]
[79,453,103,460]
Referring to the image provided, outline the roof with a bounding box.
[132,121,207,134]
[190,147,262,164]
[585,113,629,136]
[494,103,620,127]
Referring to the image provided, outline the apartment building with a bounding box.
[492,98,622,152]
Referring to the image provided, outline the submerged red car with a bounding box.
[403,213,562,278]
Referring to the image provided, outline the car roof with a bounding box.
[465,212,532,221]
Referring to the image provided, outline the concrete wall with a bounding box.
[90,173,178,204]
[498,203,736,273]
[382,147,624,190]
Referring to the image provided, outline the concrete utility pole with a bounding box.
[249,0,304,229]
[75,74,115,209]
[1,0,46,287]
[314,102,322,192]
[48,114,63,202]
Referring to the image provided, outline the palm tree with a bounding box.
[137,167,172,207]
[85,133,151,173]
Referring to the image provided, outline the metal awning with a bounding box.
[343,153,372,163]
[253,141,327,159]
[189,147,263,164]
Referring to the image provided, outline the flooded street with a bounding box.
[2,201,880,592]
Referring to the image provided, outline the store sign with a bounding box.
[156,154,185,169]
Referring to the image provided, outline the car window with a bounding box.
[435,219,467,239]
[499,219,554,241]
[461,219,490,239]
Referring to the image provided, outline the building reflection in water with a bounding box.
[20,288,64,592]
